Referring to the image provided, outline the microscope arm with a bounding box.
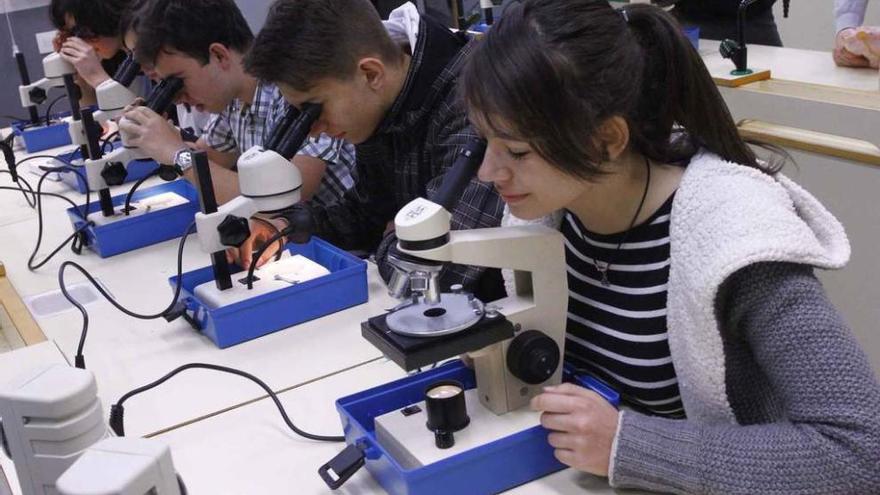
[195,196,261,252]
[83,144,152,190]
[18,53,76,108]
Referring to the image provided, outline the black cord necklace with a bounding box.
[589,157,652,287]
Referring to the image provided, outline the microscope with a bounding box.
[81,76,184,219]
[65,53,143,147]
[190,103,326,308]
[0,364,182,495]
[320,138,590,494]
[17,52,74,112]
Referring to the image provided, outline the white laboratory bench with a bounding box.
[0,137,396,439]
[152,358,646,495]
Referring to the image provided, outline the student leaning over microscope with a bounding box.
[461,1,880,493]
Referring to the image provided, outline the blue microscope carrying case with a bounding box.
[12,117,72,153]
[55,143,159,193]
[169,237,368,348]
[66,179,200,258]
[335,360,567,495]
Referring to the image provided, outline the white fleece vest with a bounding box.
[502,151,850,423]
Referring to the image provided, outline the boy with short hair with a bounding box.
[236,0,504,297]
[117,0,354,205]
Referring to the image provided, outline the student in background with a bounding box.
[834,0,878,68]
[671,0,783,46]
[233,0,504,298]
[50,0,131,102]
[462,1,880,492]
[117,0,354,206]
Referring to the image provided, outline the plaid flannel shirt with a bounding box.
[204,81,354,206]
[284,17,504,294]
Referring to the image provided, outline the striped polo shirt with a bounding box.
[561,193,684,418]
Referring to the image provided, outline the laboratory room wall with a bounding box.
[774,0,880,50]
[0,0,59,128]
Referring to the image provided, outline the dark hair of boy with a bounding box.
[245,0,403,90]
[128,0,254,66]
[50,0,131,38]
[462,0,784,182]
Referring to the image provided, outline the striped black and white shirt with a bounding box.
[561,194,684,418]
[203,81,355,207]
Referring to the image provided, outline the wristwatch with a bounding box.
[171,146,193,171]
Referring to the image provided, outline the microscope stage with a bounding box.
[385,293,484,337]
[87,191,189,226]
[362,311,514,371]
[375,388,541,469]
[193,254,330,309]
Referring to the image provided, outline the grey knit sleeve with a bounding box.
[610,262,880,494]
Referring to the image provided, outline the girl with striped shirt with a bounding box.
[460,1,880,493]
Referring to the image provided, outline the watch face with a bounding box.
[177,150,193,169]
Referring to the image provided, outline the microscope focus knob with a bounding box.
[29,87,47,105]
[101,162,128,186]
[506,330,560,385]
[217,215,251,248]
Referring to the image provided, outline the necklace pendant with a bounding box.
[600,271,611,287]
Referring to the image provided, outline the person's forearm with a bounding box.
[835,0,869,33]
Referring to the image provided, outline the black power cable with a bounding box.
[108,362,344,443]
[60,222,196,369]
[122,166,161,216]
[1,154,95,270]
[43,94,68,126]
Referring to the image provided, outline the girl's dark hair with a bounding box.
[462,0,781,180]
[50,0,132,37]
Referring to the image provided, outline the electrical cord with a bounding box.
[60,221,196,369]
[123,166,160,216]
[0,154,95,270]
[43,94,67,126]
[108,362,345,443]
[244,223,287,290]
[24,160,93,271]
[0,170,36,208]
[101,131,119,153]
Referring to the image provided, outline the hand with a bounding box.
[118,106,184,164]
[834,28,871,68]
[226,218,289,270]
[530,383,620,477]
[59,37,110,87]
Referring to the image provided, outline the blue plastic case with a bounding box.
[169,237,368,348]
[12,118,72,153]
[55,143,159,193]
[335,360,566,495]
[66,180,200,258]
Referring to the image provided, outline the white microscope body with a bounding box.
[0,365,183,495]
[56,437,182,495]
[0,364,107,495]
[194,144,302,253]
[393,197,568,415]
[82,77,184,194]
[18,53,75,109]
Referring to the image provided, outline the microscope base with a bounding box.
[335,360,564,495]
[193,254,330,309]
[66,180,199,258]
[169,238,367,348]
[12,117,72,153]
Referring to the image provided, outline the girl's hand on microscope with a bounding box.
[59,37,110,88]
[531,383,620,477]
[226,218,288,270]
